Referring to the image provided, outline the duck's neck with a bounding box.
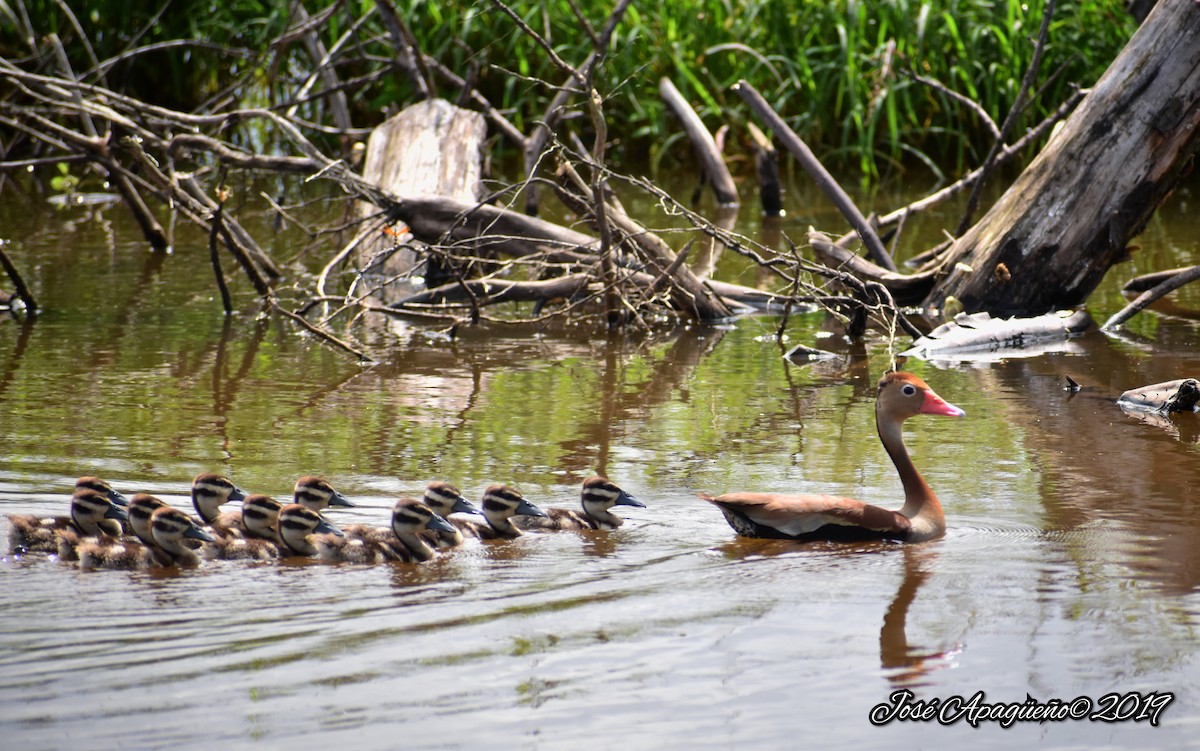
[581,501,619,529]
[485,511,521,539]
[192,494,222,524]
[394,528,436,561]
[877,415,944,526]
[154,535,199,564]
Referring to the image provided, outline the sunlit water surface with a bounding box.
[2,176,1200,749]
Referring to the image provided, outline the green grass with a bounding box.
[1,0,1136,178]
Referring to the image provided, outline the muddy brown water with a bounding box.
[2,176,1200,749]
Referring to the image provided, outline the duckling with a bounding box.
[126,493,170,545]
[56,493,167,562]
[292,476,356,512]
[457,485,549,540]
[202,495,284,561]
[276,503,343,557]
[190,472,248,534]
[418,481,484,548]
[317,498,456,564]
[514,476,645,531]
[78,507,214,570]
[8,488,128,554]
[74,477,130,536]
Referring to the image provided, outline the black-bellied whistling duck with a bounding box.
[513,476,645,531]
[276,504,343,557]
[701,371,964,543]
[416,481,483,549]
[457,485,548,540]
[316,498,455,564]
[292,476,356,513]
[203,494,285,561]
[8,487,128,554]
[191,472,247,534]
[77,507,214,570]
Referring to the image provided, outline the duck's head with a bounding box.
[294,476,356,511]
[76,476,129,507]
[191,472,247,522]
[241,494,283,538]
[71,489,128,535]
[277,503,343,554]
[480,485,547,522]
[392,498,456,538]
[423,481,481,517]
[876,371,965,423]
[127,493,169,544]
[150,506,215,548]
[580,476,644,513]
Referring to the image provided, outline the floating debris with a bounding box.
[902,309,1093,362]
[1117,378,1200,414]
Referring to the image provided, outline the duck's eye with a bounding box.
[901,384,917,396]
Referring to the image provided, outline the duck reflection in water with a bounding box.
[714,539,961,688]
[879,546,963,688]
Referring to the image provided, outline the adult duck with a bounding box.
[701,372,964,543]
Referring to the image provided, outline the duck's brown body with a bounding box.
[703,372,964,543]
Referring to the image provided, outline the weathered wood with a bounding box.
[659,77,739,207]
[925,0,1200,316]
[355,99,487,282]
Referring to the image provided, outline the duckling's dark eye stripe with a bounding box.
[281,518,312,531]
[483,499,510,512]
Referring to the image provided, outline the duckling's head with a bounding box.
[293,476,356,511]
[241,494,283,539]
[581,476,644,511]
[423,481,480,517]
[191,473,247,523]
[150,506,215,550]
[71,489,128,535]
[76,476,129,507]
[127,493,169,545]
[392,498,456,538]
[480,485,548,523]
[277,503,343,555]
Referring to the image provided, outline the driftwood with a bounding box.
[1104,261,1200,330]
[1118,379,1200,414]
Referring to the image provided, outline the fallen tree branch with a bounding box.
[1103,260,1200,331]
[733,79,895,271]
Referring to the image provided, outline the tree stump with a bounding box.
[357,98,487,298]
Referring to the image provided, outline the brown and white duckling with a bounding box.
[317,498,456,564]
[190,472,248,534]
[78,507,214,570]
[457,485,549,540]
[417,481,484,548]
[202,494,285,561]
[9,487,128,554]
[293,476,356,512]
[276,503,343,557]
[56,492,169,562]
[514,477,645,531]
